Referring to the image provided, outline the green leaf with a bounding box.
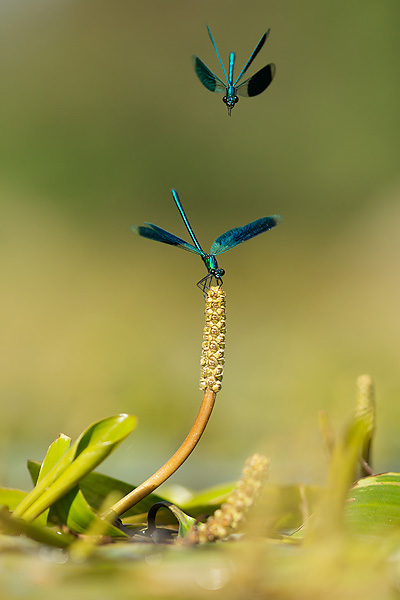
[13,414,136,522]
[38,434,71,482]
[0,506,74,548]
[145,501,197,540]
[345,472,400,535]
[52,487,125,536]
[180,482,235,516]
[28,463,169,523]
[27,468,128,537]
[34,434,71,527]
[167,503,197,537]
[68,491,126,558]
[78,471,168,518]
[27,460,41,486]
[0,488,27,511]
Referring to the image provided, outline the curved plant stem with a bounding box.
[106,286,226,521]
[104,388,216,519]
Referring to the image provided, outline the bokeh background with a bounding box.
[1,0,399,492]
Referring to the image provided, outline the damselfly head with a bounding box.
[223,94,239,116]
[213,268,225,278]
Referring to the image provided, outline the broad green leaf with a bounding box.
[28,459,62,525]
[26,473,127,537]
[0,506,73,548]
[52,487,125,536]
[27,460,41,486]
[146,502,197,540]
[28,462,169,522]
[345,472,400,535]
[34,434,71,527]
[166,504,197,537]
[78,471,167,518]
[0,488,27,512]
[14,414,136,521]
[69,491,125,558]
[37,434,71,482]
[181,482,235,516]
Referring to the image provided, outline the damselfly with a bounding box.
[131,190,281,292]
[193,25,275,115]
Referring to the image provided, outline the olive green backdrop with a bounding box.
[1,0,399,490]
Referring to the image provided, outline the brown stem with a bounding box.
[104,387,216,519]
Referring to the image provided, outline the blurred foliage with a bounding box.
[1,391,400,599]
[0,0,400,497]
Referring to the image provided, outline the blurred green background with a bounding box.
[1,0,399,492]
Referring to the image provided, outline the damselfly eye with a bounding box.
[223,96,228,104]
[234,96,239,103]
